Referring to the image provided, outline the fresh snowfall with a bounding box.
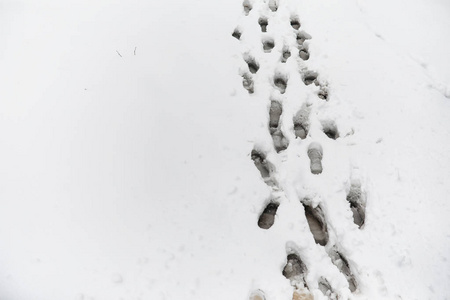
[0,0,450,299]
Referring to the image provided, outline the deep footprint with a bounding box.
[244,55,260,74]
[299,47,310,60]
[307,142,323,175]
[274,74,288,94]
[290,17,301,30]
[282,253,308,287]
[321,120,339,140]
[293,104,310,139]
[303,202,329,246]
[258,17,268,32]
[263,38,275,52]
[258,202,279,229]
[232,28,242,40]
[329,249,358,292]
[281,47,291,63]
[302,71,318,86]
[347,183,366,228]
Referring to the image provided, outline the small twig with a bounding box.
[134,47,137,56]
[116,50,122,57]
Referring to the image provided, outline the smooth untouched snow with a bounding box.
[0,0,449,300]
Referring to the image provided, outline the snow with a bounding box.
[0,0,449,299]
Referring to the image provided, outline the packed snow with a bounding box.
[0,0,449,299]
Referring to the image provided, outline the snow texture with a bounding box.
[0,0,450,299]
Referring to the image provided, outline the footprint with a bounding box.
[258,202,280,229]
[282,253,308,287]
[321,120,339,140]
[318,278,335,298]
[307,142,323,175]
[290,17,301,30]
[302,71,318,86]
[296,31,312,46]
[263,38,275,52]
[302,201,329,246]
[293,104,310,139]
[272,130,289,152]
[251,149,276,186]
[292,289,313,300]
[274,74,288,94]
[268,0,278,12]
[249,290,266,300]
[269,100,282,130]
[244,55,260,74]
[347,183,366,228]
[259,17,268,32]
[318,86,329,100]
[243,0,252,15]
[299,47,310,61]
[329,249,358,292]
[232,28,242,40]
[281,47,291,63]
[242,73,254,94]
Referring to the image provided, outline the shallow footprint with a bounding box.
[293,104,310,139]
[258,202,279,229]
[272,129,289,152]
[329,249,358,292]
[347,183,366,228]
[307,142,323,175]
[243,0,252,15]
[268,0,278,12]
[242,73,254,94]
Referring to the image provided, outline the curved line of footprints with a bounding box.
[232,1,367,299]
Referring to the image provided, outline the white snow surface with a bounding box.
[0,0,450,299]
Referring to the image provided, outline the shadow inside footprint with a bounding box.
[329,249,358,292]
[299,48,310,60]
[347,183,366,228]
[244,55,260,74]
[290,18,301,30]
[258,202,279,229]
[302,71,318,86]
[232,28,242,40]
[302,202,329,246]
[258,17,268,32]
[251,149,271,179]
[282,253,307,287]
[321,120,339,140]
[318,87,328,100]
[263,38,275,52]
[274,74,288,94]
[307,142,323,175]
[281,47,291,63]
[242,73,254,94]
